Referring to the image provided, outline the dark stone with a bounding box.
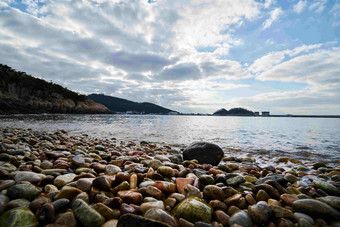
[5,199,30,211]
[117,213,171,227]
[104,197,123,209]
[37,203,54,225]
[93,176,111,191]
[52,198,70,212]
[7,183,41,201]
[29,196,51,212]
[183,142,224,165]
[0,169,9,180]
[120,203,138,215]
[255,174,288,186]
[7,149,25,156]
[293,199,340,220]
[0,153,11,161]
[153,173,164,181]
[264,165,276,173]
[39,175,55,187]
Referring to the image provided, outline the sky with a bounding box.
[0,0,339,114]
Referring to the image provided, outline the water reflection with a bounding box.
[0,114,339,160]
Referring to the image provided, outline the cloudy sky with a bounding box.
[0,0,339,114]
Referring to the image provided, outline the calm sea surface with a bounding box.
[1,114,339,161]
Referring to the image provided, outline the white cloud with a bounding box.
[250,52,285,74]
[264,0,276,9]
[293,0,307,14]
[309,0,328,14]
[249,43,323,74]
[0,0,339,114]
[256,48,340,86]
[262,8,284,30]
[21,0,43,16]
[200,59,252,80]
[169,0,262,57]
[330,3,340,17]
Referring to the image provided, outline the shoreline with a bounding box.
[1,127,340,226]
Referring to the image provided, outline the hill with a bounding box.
[213,107,255,116]
[87,93,174,114]
[0,64,111,114]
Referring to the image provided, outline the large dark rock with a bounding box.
[293,199,340,220]
[183,142,224,165]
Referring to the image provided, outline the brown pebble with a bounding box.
[54,211,77,227]
[179,218,195,227]
[117,190,143,204]
[256,189,270,202]
[209,200,227,212]
[129,173,138,189]
[146,185,164,200]
[116,172,130,183]
[280,194,298,206]
[227,205,241,216]
[278,218,294,227]
[73,173,96,181]
[153,181,176,193]
[255,184,280,200]
[225,193,242,206]
[175,178,194,193]
[245,194,256,205]
[214,210,230,226]
[268,199,282,207]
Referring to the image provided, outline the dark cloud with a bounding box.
[125,73,150,81]
[158,62,202,81]
[105,51,173,72]
[0,44,113,87]
[200,61,225,75]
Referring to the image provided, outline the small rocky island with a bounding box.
[213,108,255,116]
[0,127,340,226]
[0,64,111,114]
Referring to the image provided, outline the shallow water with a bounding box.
[0,114,339,162]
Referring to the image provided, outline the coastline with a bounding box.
[1,127,340,226]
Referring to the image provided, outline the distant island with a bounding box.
[0,64,111,114]
[87,94,175,114]
[213,108,255,116]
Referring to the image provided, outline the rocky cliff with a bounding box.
[0,64,112,114]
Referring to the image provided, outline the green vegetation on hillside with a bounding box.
[0,64,112,114]
[88,93,174,114]
[213,108,255,116]
[0,64,86,101]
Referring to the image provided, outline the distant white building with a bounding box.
[168,111,179,115]
[262,111,270,116]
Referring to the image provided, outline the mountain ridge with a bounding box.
[87,93,175,114]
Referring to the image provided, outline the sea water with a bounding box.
[1,114,339,162]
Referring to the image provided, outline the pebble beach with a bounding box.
[1,127,340,227]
